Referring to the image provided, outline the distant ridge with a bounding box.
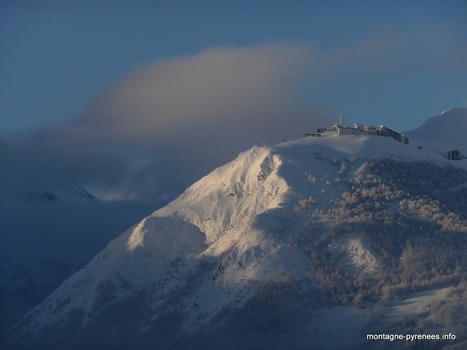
[405,107,467,150]
[0,186,99,204]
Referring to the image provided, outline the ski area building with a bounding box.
[317,123,410,144]
[445,149,462,160]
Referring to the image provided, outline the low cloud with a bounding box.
[1,42,334,202]
[3,29,463,202]
[81,43,318,144]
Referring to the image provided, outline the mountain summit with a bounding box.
[8,114,467,349]
[405,107,467,150]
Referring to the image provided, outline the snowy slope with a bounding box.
[8,126,467,349]
[12,143,297,334]
[405,107,467,151]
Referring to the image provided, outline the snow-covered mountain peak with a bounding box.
[154,145,288,245]
[0,185,99,204]
[405,107,467,151]
[9,128,467,349]
[441,107,466,115]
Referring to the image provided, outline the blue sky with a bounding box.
[2,0,466,132]
[1,0,467,201]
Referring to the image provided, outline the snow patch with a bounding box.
[347,238,380,274]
